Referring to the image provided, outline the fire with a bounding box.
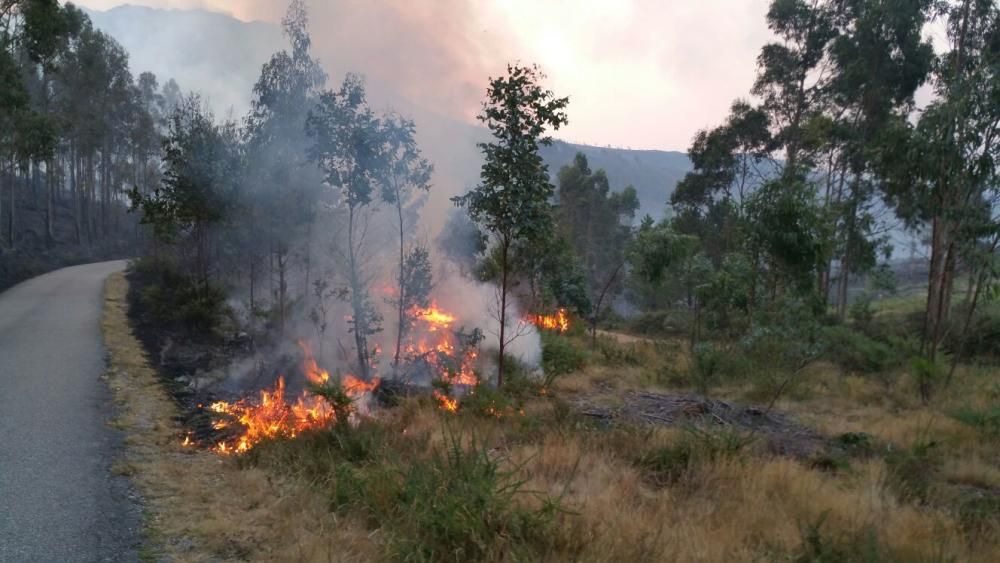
[299,340,330,385]
[412,302,456,331]
[433,390,459,413]
[203,346,378,455]
[405,301,479,387]
[527,308,570,333]
[193,301,481,445]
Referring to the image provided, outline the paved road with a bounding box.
[0,261,139,563]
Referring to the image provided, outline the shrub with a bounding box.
[389,431,559,561]
[541,332,587,382]
[133,257,230,333]
[821,325,899,374]
[835,432,875,456]
[943,310,1000,361]
[596,336,641,366]
[690,342,724,394]
[948,406,1000,437]
[848,295,876,328]
[884,440,940,504]
[634,426,751,486]
[251,424,560,561]
[957,494,1000,534]
[627,310,691,336]
[794,512,884,562]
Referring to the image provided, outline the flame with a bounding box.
[412,302,456,331]
[298,340,330,385]
[404,301,479,387]
[204,346,379,455]
[433,390,459,413]
[527,308,570,333]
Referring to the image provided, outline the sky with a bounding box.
[75,0,776,152]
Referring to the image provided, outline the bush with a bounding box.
[595,336,641,366]
[848,295,876,328]
[634,427,751,486]
[541,332,587,382]
[251,423,560,561]
[690,342,724,394]
[943,309,1000,361]
[795,512,884,562]
[884,440,940,504]
[627,310,690,336]
[133,257,230,333]
[835,432,875,456]
[821,325,899,374]
[389,431,558,561]
[948,406,1000,437]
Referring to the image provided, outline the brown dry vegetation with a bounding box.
[108,272,999,561]
[102,272,378,562]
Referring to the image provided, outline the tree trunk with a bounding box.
[394,192,406,368]
[347,206,370,380]
[923,215,950,361]
[591,261,624,349]
[497,238,509,388]
[8,161,18,249]
[0,159,6,248]
[45,159,54,247]
[71,147,81,244]
[837,246,850,320]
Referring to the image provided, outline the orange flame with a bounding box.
[405,301,479,387]
[527,308,570,333]
[411,302,456,331]
[204,346,379,455]
[433,390,459,413]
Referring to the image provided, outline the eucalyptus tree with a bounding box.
[378,113,433,367]
[452,63,568,387]
[243,0,326,330]
[878,0,1000,366]
[307,74,386,380]
[823,0,934,317]
[129,96,239,289]
[555,153,639,345]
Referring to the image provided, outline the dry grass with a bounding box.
[511,330,999,560]
[107,279,999,561]
[102,272,378,562]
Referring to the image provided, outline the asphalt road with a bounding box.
[0,261,139,563]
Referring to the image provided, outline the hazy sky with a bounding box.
[75,0,775,151]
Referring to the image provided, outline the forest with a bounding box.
[2,0,999,561]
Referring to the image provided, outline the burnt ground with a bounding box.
[575,391,830,459]
[125,266,267,445]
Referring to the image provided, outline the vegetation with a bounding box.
[452,63,569,386]
[1,0,172,289]
[7,0,998,560]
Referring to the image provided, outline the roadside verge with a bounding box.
[101,271,375,562]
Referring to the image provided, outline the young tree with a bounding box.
[452,63,568,387]
[243,0,326,333]
[555,153,639,345]
[307,74,385,380]
[378,113,433,367]
[130,96,238,288]
[391,245,434,365]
